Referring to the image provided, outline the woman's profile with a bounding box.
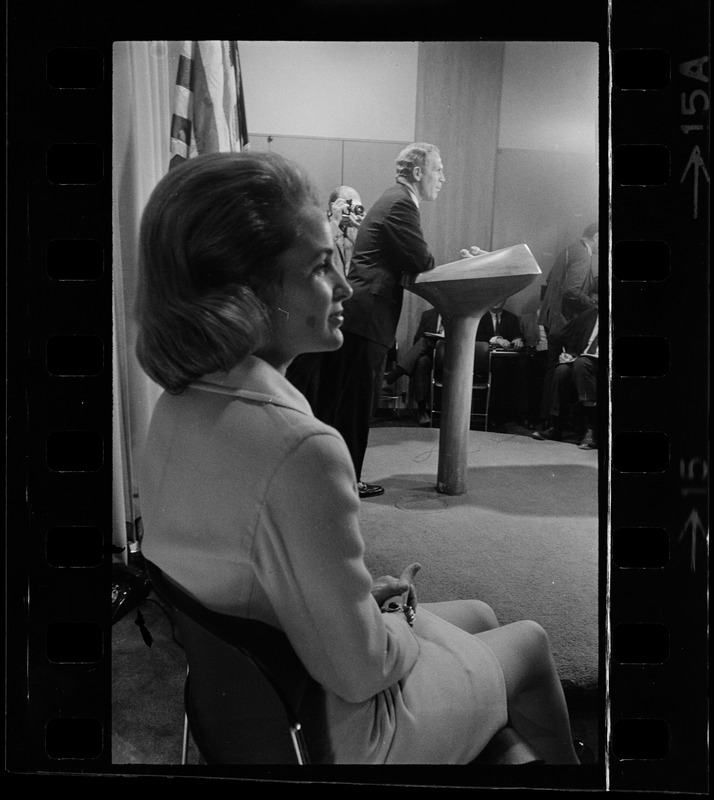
[134,150,581,765]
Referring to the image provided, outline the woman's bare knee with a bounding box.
[470,600,499,630]
[453,599,499,632]
[514,620,556,677]
[421,599,499,633]
[478,619,556,694]
[517,619,549,643]
[509,619,551,656]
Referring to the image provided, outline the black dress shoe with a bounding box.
[573,738,595,764]
[578,429,597,450]
[358,482,384,499]
[532,426,562,441]
[417,410,431,426]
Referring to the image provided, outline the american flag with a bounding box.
[169,41,249,169]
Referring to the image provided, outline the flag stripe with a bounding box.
[169,40,249,169]
[170,114,191,145]
[232,41,250,150]
[175,53,195,92]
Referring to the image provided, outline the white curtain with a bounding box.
[112,41,250,562]
[112,41,172,562]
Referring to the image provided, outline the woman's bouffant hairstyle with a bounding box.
[395,142,439,182]
[134,151,321,394]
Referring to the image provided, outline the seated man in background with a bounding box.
[383,305,442,426]
[532,305,598,449]
[382,247,505,428]
[476,302,528,431]
[476,301,525,351]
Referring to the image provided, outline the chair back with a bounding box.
[145,561,544,766]
[472,340,492,384]
[379,342,402,410]
[433,340,491,384]
[433,338,445,384]
[431,339,492,429]
[145,560,330,764]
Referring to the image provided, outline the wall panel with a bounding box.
[415,41,505,266]
[258,135,343,207]
[249,135,411,216]
[402,41,505,352]
[238,41,418,142]
[343,140,409,211]
[492,148,599,316]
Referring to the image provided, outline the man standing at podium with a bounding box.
[313,143,444,498]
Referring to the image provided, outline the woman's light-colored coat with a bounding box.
[139,356,507,763]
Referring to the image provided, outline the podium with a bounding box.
[407,244,541,495]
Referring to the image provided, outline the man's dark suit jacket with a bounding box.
[476,309,522,343]
[342,183,435,348]
[551,306,598,357]
[539,238,597,336]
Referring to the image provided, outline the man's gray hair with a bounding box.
[395,142,440,182]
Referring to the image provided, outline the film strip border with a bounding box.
[608,2,709,793]
[5,2,709,790]
[7,40,113,773]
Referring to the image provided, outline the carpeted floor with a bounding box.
[358,425,599,701]
[112,422,601,766]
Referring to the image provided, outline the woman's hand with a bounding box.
[402,564,419,612]
[400,562,420,612]
[371,562,421,609]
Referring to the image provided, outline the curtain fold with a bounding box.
[112,41,172,561]
[113,41,250,561]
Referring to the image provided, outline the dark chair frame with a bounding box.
[378,342,403,413]
[145,560,543,766]
[145,560,319,764]
[430,339,492,430]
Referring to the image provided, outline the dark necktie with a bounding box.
[494,314,501,336]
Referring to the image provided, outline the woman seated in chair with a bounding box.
[135,151,581,765]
